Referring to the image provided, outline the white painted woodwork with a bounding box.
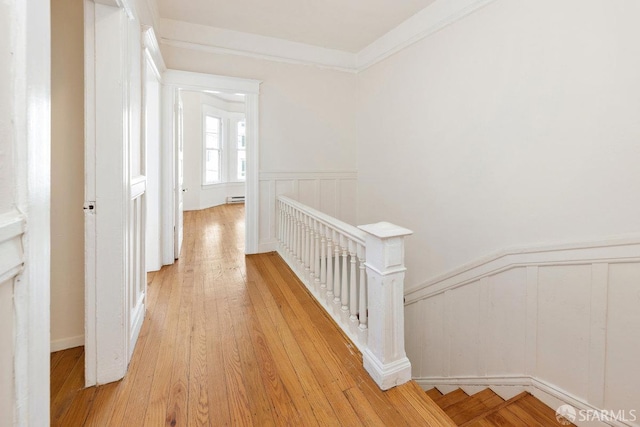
[174,92,184,259]
[359,222,414,390]
[85,0,147,386]
[143,28,164,272]
[156,0,495,72]
[0,0,51,423]
[157,0,435,53]
[0,279,14,424]
[161,84,177,266]
[259,171,357,253]
[277,196,413,390]
[408,239,640,426]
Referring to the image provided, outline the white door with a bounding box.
[84,1,146,385]
[174,92,184,259]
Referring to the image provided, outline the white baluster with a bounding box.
[309,218,316,286]
[319,224,327,298]
[326,230,334,304]
[278,200,283,244]
[314,222,321,290]
[286,207,292,256]
[333,230,341,312]
[358,245,367,344]
[349,240,358,327]
[340,235,349,322]
[304,215,311,280]
[296,210,302,266]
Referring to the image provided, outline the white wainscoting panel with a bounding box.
[0,278,14,423]
[408,238,640,427]
[0,211,25,421]
[604,263,640,421]
[258,171,357,253]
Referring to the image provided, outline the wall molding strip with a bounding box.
[405,236,640,304]
[259,170,357,181]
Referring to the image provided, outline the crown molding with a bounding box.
[160,18,358,73]
[142,26,166,77]
[156,0,497,73]
[163,69,261,94]
[356,0,497,71]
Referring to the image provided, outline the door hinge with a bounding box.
[83,201,96,211]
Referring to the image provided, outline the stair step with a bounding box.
[445,389,505,425]
[430,387,575,426]
[517,395,568,425]
[434,388,470,410]
[460,391,528,427]
[425,387,443,401]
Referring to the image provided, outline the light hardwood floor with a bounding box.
[50,204,454,426]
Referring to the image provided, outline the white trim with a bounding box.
[12,0,51,423]
[356,0,497,71]
[405,236,640,304]
[161,84,176,265]
[259,171,358,181]
[258,241,278,254]
[130,176,147,199]
[160,18,357,73]
[163,69,261,94]
[142,26,166,77]
[50,335,85,353]
[244,93,259,254]
[83,0,97,386]
[0,213,26,284]
[157,0,497,73]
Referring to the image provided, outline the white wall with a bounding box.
[50,0,85,352]
[356,0,640,288]
[353,0,640,422]
[161,45,358,173]
[181,90,246,211]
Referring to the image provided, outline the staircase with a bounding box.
[426,387,575,426]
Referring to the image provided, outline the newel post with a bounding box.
[358,222,413,390]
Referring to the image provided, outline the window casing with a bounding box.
[202,105,246,186]
[203,115,222,184]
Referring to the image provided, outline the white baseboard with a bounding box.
[258,240,278,254]
[50,335,84,352]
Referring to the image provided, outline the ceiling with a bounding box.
[155,0,437,53]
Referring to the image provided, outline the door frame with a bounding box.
[162,70,261,255]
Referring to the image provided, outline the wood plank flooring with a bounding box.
[51,204,454,426]
[428,387,576,426]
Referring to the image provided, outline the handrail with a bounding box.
[277,195,367,245]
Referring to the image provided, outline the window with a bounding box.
[237,120,246,181]
[204,115,222,184]
[202,105,246,186]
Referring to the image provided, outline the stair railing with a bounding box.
[277,195,413,390]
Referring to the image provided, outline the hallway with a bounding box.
[50,204,453,426]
